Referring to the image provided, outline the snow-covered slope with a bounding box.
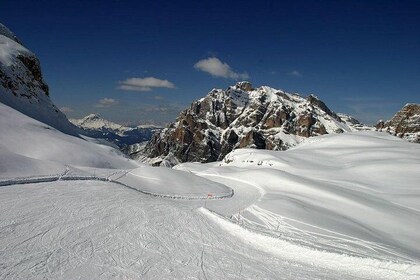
[3,20,419,280]
[0,103,136,177]
[70,114,161,149]
[0,102,231,199]
[6,180,418,280]
[338,113,374,131]
[0,22,77,135]
[142,81,366,166]
[176,131,420,263]
[1,102,419,279]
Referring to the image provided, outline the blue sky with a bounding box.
[1,0,419,125]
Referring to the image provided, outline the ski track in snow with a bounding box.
[195,174,418,264]
[183,171,418,263]
[0,178,419,279]
[0,105,419,279]
[0,168,233,200]
[234,205,415,262]
[0,180,370,280]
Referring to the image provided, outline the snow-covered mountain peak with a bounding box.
[85,113,101,119]
[234,80,253,91]
[73,113,124,131]
[70,114,162,150]
[142,82,366,166]
[0,22,22,45]
[207,83,306,117]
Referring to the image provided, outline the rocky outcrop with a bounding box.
[140,82,359,166]
[235,81,253,92]
[376,104,420,143]
[0,22,77,135]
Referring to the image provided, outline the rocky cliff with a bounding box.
[139,82,361,166]
[376,103,420,143]
[0,23,77,135]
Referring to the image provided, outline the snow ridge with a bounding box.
[0,22,22,45]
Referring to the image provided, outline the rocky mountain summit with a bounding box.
[0,23,77,134]
[140,81,362,166]
[376,103,420,143]
[71,114,161,149]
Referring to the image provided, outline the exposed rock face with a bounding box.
[235,81,253,92]
[141,82,360,166]
[0,23,77,134]
[376,104,420,143]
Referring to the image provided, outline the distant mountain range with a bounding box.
[0,22,418,166]
[70,114,161,149]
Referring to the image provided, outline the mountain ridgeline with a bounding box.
[70,114,161,149]
[1,22,417,165]
[139,82,364,166]
[0,23,78,135]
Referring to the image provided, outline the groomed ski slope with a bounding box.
[1,181,419,280]
[177,132,420,264]
[1,103,420,279]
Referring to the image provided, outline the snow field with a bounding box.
[0,181,364,280]
[202,208,420,280]
[177,132,420,263]
[1,102,420,279]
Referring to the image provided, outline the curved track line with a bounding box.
[0,172,234,200]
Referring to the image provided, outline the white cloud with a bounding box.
[60,106,73,113]
[194,57,249,80]
[118,77,175,92]
[95,98,120,108]
[289,70,302,78]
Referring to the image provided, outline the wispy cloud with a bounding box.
[289,70,302,78]
[194,57,249,80]
[118,77,175,92]
[95,98,120,108]
[60,106,73,113]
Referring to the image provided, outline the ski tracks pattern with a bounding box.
[0,180,358,280]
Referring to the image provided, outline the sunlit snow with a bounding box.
[1,102,419,279]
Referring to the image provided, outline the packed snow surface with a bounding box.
[1,102,420,279]
[177,132,420,263]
